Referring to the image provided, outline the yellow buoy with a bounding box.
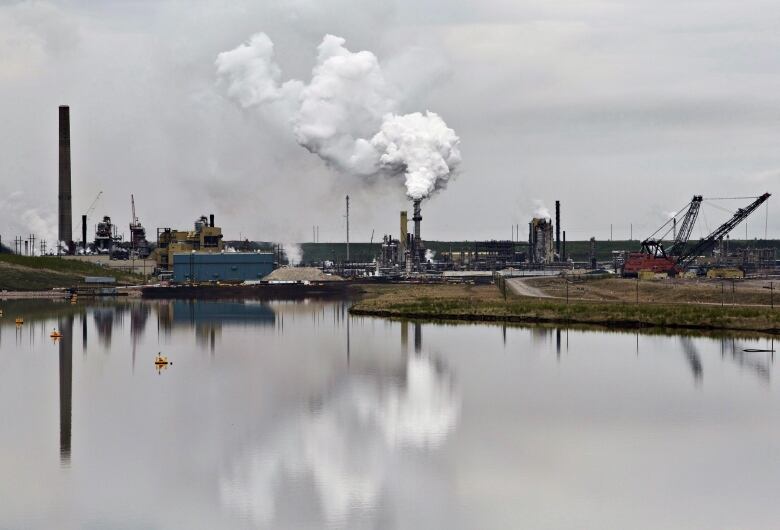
[15,317,24,325]
[154,353,169,366]
[50,329,62,338]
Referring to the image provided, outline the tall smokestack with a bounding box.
[58,106,73,252]
[413,199,422,241]
[81,215,87,251]
[399,210,408,255]
[555,200,561,258]
[209,214,215,228]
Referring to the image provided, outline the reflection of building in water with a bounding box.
[130,303,151,365]
[59,315,73,466]
[93,308,115,348]
[220,346,459,527]
[130,303,150,342]
[157,301,275,349]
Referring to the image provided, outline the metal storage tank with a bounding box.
[172,252,274,282]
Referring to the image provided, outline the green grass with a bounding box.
[350,284,780,334]
[0,254,142,291]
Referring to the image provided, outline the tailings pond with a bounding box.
[0,299,778,529]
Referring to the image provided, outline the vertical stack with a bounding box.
[58,106,73,253]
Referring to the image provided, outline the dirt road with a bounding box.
[506,277,553,298]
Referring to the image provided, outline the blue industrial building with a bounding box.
[172,252,274,283]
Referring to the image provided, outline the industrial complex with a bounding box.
[1,104,777,286]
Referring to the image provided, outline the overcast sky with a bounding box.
[0,0,778,247]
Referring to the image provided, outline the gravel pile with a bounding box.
[264,267,344,282]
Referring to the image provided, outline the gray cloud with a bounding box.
[0,0,777,246]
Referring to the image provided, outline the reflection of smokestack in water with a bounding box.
[414,322,422,354]
[59,315,74,465]
[82,313,87,352]
[58,106,73,251]
[401,320,408,353]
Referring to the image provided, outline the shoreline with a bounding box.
[348,284,780,336]
[349,307,780,335]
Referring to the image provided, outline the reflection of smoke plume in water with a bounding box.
[216,34,461,200]
[532,199,551,219]
[220,354,459,525]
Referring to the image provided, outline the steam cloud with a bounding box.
[216,33,461,200]
[532,199,551,220]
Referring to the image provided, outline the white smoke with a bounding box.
[283,242,302,265]
[532,199,551,220]
[0,191,57,254]
[216,33,461,200]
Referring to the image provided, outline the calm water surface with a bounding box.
[0,299,778,529]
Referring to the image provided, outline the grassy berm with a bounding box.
[0,254,142,291]
[350,284,780,334]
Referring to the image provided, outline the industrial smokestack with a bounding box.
[562,230,566,262]
[400,210,408,255]
[58,106,73,253]
[412,199,422,240]
[209,214,215,228]
[81,215,87,251]
[555,200,561,258]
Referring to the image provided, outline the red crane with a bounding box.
[623,193,771,276]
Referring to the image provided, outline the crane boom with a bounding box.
[667,195,702,256]
[675,192,771,270]
[85,191,103,216]
[636,195,702,260]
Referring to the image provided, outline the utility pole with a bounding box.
[345,195,350,262]
[764,281,774,309]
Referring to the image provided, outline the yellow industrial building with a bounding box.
[155,214,224,271]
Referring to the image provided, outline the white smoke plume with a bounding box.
[0,191,57,254]
[532,199,551,220]
[216,33,461,200]
[283,242,302,265]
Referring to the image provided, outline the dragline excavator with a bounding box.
[622,192,771,276]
